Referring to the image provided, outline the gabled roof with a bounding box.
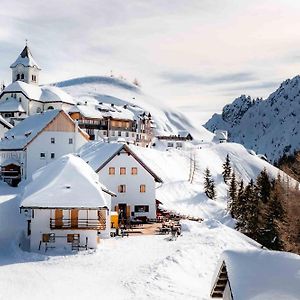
[0,98,26,113]
[79,142,163,183]
[1,81,75,105]
[0,115,13,129]
[211,249,300,300]
[0,109,88,151]
[20,154,111,209]
[10,46,41,70]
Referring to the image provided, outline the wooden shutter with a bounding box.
[71,209,78,228]
[126,205,131,218]
[42,233,50,242]
[55,209,63,228]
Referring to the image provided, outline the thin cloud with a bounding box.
[160,71,257,85]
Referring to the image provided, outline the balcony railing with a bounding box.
[0,170,21,179]
[50,218,106,230]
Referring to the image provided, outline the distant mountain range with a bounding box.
[204,75,300,162]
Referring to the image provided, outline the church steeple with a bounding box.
[10,43,41,85]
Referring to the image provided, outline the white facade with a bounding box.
[25,131,87,179]
[24,208,109,252]
[0,131,87,180]
[97,151,157,220]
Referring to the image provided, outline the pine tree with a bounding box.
[236,179,259,240]
[222,154,231,184]
[256,168,272,203]
[203,167,216,200]
[228,171,238,217]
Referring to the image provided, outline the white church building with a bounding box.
[0,45,75,124]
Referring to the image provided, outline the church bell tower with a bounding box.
[10,43,41,85]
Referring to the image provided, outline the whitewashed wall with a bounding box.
[25,130,87,179]
[98,152,156,219]
[29,209,104,252]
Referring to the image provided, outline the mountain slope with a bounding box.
[53,76,214,141]
[204,76,300,162]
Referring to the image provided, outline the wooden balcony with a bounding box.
[50,218,106,230]
[0,170,21,179]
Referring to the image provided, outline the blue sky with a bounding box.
[1,0,300,122]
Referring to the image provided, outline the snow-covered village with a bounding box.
[0,1,300,300]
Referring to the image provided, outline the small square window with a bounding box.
[51,153,55,159]
[118,184,126,193]
[120,167,126,175]
[40,152,46,159]
[69,138,73,144]
[51,137,55,144]
[131,167,138,175]
[109,167,115,175]
[140,184,146,193]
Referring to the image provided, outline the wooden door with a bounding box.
[55,209,63,228]
[126,205,131,219]
[71,209,78,228]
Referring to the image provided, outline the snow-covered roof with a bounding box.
[20,154,110,208]
[1,158,21,166]
[211,249,300,300]
[97,103,134,120]
[0,115,13,129]
[0,110,60,150]
[79,141,163,182]
[40,86,75,105]
[0,98,26,113]
[1,81,75,105]
[10,46,41,70]
[70,104,103,119]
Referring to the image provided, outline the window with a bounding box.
[40,152,46,159]
[126,132,129,137]
[21,74,24,80]
[118,131,122,137]
[42,233,55,243]
[140,184,146,193]
[134,205,149,213]
[69,138,73,144]
[167,142,174,147]
[131,167,138,175]
[16,74,20,80]
[36,107,42,113]
[32,75,37,82]
[120,167,126,175]
[47,106,54,110]
[109,167,115,175]
[111,131,115,136]
[118,184,126,193]
[51,153,55,159]
[51,137,55,144]
[19,97,22,103]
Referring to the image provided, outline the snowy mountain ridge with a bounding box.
[204,75,300,162]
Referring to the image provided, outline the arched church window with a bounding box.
[47,106,54,110]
